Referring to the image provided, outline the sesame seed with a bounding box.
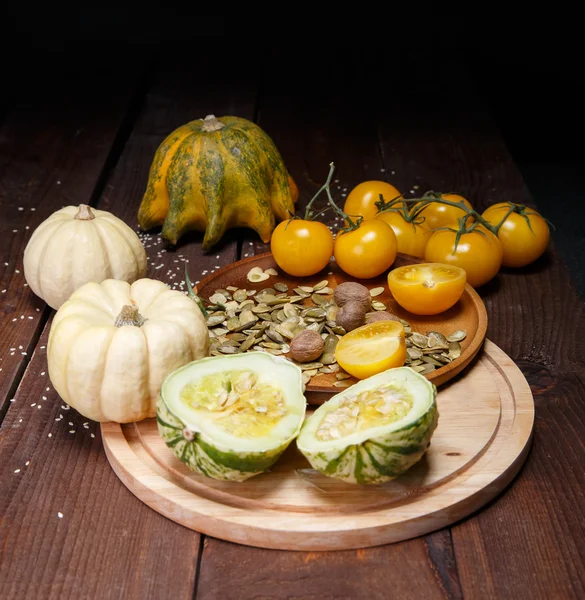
[31,207,36,211]
[42,396,47,400]
[18,207,24,211]
[14,469,20,473]
[41,371,45,375]
[31,403,36,407]
[25,461,30,466]
[40,346,45,349]
[69,430,75,434]
[57,512,63,518]
[48,433,52,437]
[90,433,95,438]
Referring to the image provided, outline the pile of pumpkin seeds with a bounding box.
[203,275,466,387]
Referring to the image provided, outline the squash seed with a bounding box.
[369,286,385,297]
[447,330,467,342]
[313,280,329,291]
[372,300,387,310]
[274,282,289,292]
[265,268,279,276]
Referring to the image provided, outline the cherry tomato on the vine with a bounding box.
[334,219,397,279]
[343,180,402,221]
[376,210,431,258]
[416,193,473,231]
[424,224,503,288]
[482,202,550,268]
[271,218,333,277]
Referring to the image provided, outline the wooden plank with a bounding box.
[0,63,259,598]
[196,538,448,600]
[196,50,454,598]
[0,63,145,418]
[369,52,585,598]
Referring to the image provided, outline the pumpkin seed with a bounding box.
[316,287,334,295]
[266,329,285,344]
[226,317,241,331]
[209,293,227,305]
[448,341,462,359]
[239,334,256,352]
[407,347,423,360]
[372,300,387,311]
[369,286,385,297]
[206,314,226,326]
[411,333,429,348]
[293,287,311,297]
[335,372,351,380]
[274,282,289,292]
[333,380,352,388]
[311,293,328,305]
[313,280,329,291]
[218,344,239,354]
[232,289,248,302]
[427,331,449,349]
[265,268,279,276]
[447,330,467,342]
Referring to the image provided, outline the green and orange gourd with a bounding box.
[138,114,298,249]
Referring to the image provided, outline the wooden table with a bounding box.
[1,48,584,599]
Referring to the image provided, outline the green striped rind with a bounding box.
[298,384,438,485]
[156,395,292,482]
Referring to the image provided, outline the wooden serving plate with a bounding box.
[101,340,534,551]
[195,252,487,403]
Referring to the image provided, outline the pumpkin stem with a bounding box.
[74,204,96,221]
[115,304,147,327]
[201,114,225,132]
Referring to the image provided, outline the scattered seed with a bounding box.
[369,286,385,297]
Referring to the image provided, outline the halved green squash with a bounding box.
[297,367,438,484]
[157,351,306,481]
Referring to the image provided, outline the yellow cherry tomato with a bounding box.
[343,180,402,221]
[376,210,431,258]
[335,320,407,379]
[416,193,473,230]
[482,202,550,268]
[424,224,503,288]
[270,218,333,277]
[387,263,467,315]
[334,220,397,279]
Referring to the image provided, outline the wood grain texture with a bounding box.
[101,340,534,550]
[196,537,448,600]
[367,52,585,599]
[0,64,260,598]
[0,68,142,417]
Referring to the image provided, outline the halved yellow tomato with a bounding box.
[335,320,406,379]
[387,263,467,315]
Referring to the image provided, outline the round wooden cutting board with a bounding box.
[101,340,534,551]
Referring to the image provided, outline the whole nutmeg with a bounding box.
[333,282,371,313]
[366,311,401,324]
[289,329,325,363]
[336,301,367,332]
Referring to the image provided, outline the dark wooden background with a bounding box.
[1,15,584,600]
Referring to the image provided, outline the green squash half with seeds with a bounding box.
[157,351,306,481]
[297,367,438,484]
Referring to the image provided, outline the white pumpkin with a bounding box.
[24,204,147,310]
[47,278,210,423]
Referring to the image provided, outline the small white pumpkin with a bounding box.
[24,204,147,310]
[47,278,210,423]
